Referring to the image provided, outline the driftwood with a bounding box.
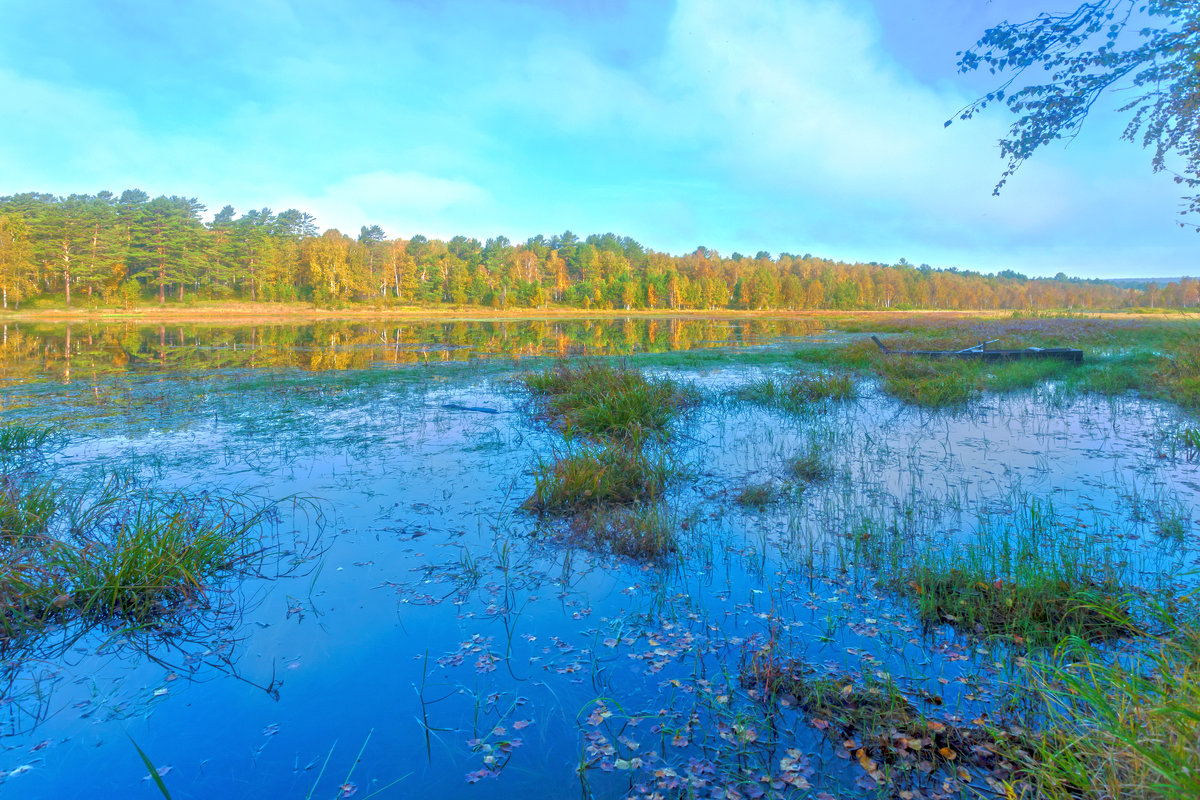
[870,336,1083,363]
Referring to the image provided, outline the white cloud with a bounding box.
[286,171,492,239]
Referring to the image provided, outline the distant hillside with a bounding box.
[1105,277,1194,289]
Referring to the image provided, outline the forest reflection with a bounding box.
[0,317,826,380]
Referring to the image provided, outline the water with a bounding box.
[0,321,1196,799]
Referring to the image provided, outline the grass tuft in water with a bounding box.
[0,487,274,638]
[0,423,54,453]
[569,503,677,559]
[524,445,669,514]
[889,501,1136,646]
[735,373,855,414]
[734,483,782,511]
[1180,427,1200,453]
[522,361,697,443]
[0,478,58,541]
[876,358,982,408]
[787,446,832,483]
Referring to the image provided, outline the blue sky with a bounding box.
[1,0,1194,278]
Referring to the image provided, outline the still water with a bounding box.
[0,320,1196,799]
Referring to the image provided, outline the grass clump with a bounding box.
[1180,427,1200,452]
[876,358,982,408]
[54,497,266,620]
[902,567,1133,646]
[524,445,669,514]
[569,503,677,559]
[1011,627,1200,800]
[522,361,697,443]
[891,501,1135,647]
[734,482,782,510]
[787,446,833,483]
[735,372,855,414]
[0,488,273,639]
[0,478,58,541]
[0,423,54,453]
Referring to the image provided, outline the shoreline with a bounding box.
[1,303,1194,325]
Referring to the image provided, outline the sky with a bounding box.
[1,0,1195,279]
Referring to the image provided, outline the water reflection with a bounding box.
[0,317,824,380]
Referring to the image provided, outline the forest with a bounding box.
[1,190,1196,312]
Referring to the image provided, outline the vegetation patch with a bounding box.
[522,361,697,443]
[0,423,55,453]
[739,660,1031,790]
[523,444,669,514]
[1009,627,1200,800]
[876,357,983,408]
[887,501,1137,646]
[0,487,274,642]
[899,567,1134,646]
[568,503,677,559]
[1180,427,1200,453]
[787,446,833,483]
[735,372,855,414]
[0,477,58,541]
[734,482,783,511]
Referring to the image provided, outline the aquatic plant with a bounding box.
[524,444,670,514]
[876,357,982,408]
[1010,626,1200,800]
[787,447,832,483]
[0,478,58,541]
[569,503,677,559]
[522,361,697,443]
[0,487,277,640]
[0,423,54,453]
[891,501,1136,646]
[734,483,781,511]
[734,372,855,414]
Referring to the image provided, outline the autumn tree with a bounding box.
[0,214,36,309]
[953,1,1200,226]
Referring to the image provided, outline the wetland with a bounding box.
[0,313,1197,800]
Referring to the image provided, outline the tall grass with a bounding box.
[891,500,1135,646]
[0,478,58,541]
[1012,627,1200,800]
[568,503,677,559]
[0,423,54,453]
[876,358,982,408]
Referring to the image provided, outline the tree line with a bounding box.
[0,190,1196,312]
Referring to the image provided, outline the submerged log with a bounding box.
[870,336,1083,363]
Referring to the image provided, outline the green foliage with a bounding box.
[523,361,697,443]
[892,500,1136,646]
[569,503,677,559]
[735,372,855,414]
[0,479,57,541]
[524,445,670,514]
[2,190,1196,310]
[0,423,54,453]
[877,358,983,408]
[787,446,832,483]
[0,486,272,639]
[954,1,1200,224]
[734,483,781,510]
[1011,627,1200,800]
